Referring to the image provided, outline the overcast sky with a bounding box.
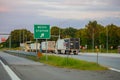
[0,0,120,40]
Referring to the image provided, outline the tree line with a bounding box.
[1,21,120,50]
[51,21,120,50]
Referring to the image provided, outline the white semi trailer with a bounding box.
[30,43,40,52]
[41,41,55,53]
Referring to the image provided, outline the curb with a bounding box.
[109,68,120,73]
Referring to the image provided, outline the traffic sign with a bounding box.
[34,25,50,39]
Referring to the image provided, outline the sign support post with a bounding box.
[34,24,50,60]
[9,35,11,49]
[95,46,99,65]
[36,39,38,56]
[46,39,48,61]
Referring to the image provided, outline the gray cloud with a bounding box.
[0,0,120,34]
[1,0,120,14]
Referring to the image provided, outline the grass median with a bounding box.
[26,54,108,70]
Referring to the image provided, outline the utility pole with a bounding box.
[106,27,108,53]
[23,29,24,43]
[46,39,48,61]
[19,30,21,43]
[92,28,95,53]
[59,27,60,39]
[9,35,11,49]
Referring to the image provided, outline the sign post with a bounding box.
[34,24,50,60]
[95,46,99,65]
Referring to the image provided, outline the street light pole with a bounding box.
[59,27,60,39]
[19,30,21,43]
[46,39,48,61]
[23,29,24,43]
[93,28,95,53]
[106,27,108,53]
[9,35,11,49]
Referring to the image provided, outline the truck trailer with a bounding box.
[55,38,80,55]
[30,43,40,52]
[40,41,55,53]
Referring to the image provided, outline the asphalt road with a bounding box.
[49,52,120,70]
[0,51,120,80]
[72,53,120,70]
[0,61,11,80]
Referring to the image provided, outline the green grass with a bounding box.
[4,50,108,70]
[0,47,20,51]
[27,55,108,70]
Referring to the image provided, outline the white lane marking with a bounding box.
[0,60,21,80]
[109,68,120,73]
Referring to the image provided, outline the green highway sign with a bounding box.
[34,25,50,39]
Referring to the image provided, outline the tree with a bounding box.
[6,29,33,48]
[116,27,120,45]
[50,26,60,41]
[85,21,104,49]
[75,28,87,46]
[63,27,77,38]
[99,27,106,48]
[106,24,119,49]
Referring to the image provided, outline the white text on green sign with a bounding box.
[34,25,50,39]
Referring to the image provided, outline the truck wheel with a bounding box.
[74,52,78,55]
[58,50,61,54]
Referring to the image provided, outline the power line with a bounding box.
[0,33,10,35]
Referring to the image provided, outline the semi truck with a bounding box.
[20,41,31,52]
[55,38,80,55]
[20,42,40,52]
[40,41,55,53]
[30,43,40,52]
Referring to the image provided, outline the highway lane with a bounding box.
[57,53,120,70]
[50,53,120,70]
[4,50,120,70]
[71,53,120,70]
[0,61,11,80]
[1,51,120,80]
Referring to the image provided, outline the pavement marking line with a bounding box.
[0,60,21,80]
[109,68,120,73]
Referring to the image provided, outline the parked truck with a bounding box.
[55,38,80,55]
[20,41,31,52]
[20,41,40,52]
[40,41,55,53]
[30,43,40,52]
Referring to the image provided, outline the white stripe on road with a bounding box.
[109,68,120,73]
[0,60,21,80]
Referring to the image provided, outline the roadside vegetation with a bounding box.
[26,54,108,70]
[0,21,120,52]
[4,50,108,70]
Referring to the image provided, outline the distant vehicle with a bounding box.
[40,41,55,53]
[20,41,31,52]
[55,38,80,55]
[30,43,40,52]
[20,41,40,52]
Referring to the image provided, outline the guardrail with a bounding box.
[4,50,37,56]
